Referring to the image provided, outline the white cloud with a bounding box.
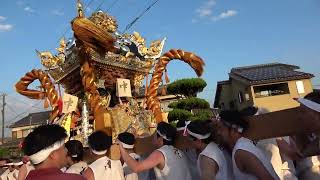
[196,0,216,18]
[0,16,13,32]
[24,6,35,13]
[0,16,6,21]
[52,9,64,16]
[211,10,238,21]
[193,1,238,23]
[0,24,13,31]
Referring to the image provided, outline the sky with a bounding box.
[0,0,320,136]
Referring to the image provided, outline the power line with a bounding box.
[6,104,19,117]
[123,0,161,33]
[53,0,96,51]
[105,0,120,12]
[6,94,43,110]
[5,101,43,124]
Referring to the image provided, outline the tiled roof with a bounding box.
[9,111,50,128]
[230,63,314,85]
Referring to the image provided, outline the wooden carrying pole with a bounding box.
[244,107,320,141]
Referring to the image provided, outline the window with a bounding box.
[12,131,17,139]
[238,91,244,103]
[253,83,290,98]
[296,81,305,94]
[245,93,250,101]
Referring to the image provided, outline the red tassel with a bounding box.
[58,84,63,114]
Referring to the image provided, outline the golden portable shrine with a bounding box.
[14,1,205,150]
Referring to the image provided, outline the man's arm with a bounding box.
[235,149,277,180]
[199,155,217,180]
[82,167,94,180]
[17,165,27,180]
[276,137,303,160]
[119,144,164,173]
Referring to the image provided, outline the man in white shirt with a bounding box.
[118,132,153,180]
[82,131,125,180]
[216,110,279,180]
[119,122,192,180]
[186,120,234,180]
[65,140,87,175]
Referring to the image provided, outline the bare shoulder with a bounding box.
[82,167,94,180]
[235,149,276,180]
[199,155,218,171]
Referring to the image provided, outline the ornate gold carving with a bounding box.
[133,74,145,89]
[129,32,166,59]
[36,38,66,69]
[89,11,118,33]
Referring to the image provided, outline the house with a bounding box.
[214,63,314,112]
[8,111,50,139]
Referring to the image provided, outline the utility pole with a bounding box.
[1,94,6,144]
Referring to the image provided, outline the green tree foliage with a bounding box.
[167,78,207,97]
[189,109,213,121]
[167,78,211,122]
[0,148,10,158]
[167,109,192,122]
[168,97,209,111]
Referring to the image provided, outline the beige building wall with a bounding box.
[231,80,254,110]
[11,125,38,139]
[218,83,233,110]
[252,79,313,112]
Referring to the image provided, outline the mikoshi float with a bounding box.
[14,0,205,156]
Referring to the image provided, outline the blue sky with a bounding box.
[0,0,320,133]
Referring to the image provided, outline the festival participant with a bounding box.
[291,91,320,180]
[118,132,153,180]
[241,106,298,180]
[0,162,15,180]
[17,156,34,180]
[176,120,199,180]
[186,120,234,180]
[65,140,87,175]
[119,122,192,180]
[22,124,85,180]
[294,91,320,156]
[12,161,23,179]
[82,131,125,180]
[217,110,280,180]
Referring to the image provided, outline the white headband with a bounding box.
[223,121,244,133]
[14,162,23,166]
[186,129,211,140]
[120,142,134,149]
[157,130,171,141]
[297,98,320,113]
[71,155,78,158]
[91,149,107,155]
[29,140,65,165]
[177,127,185,131]
[183,121,191,136]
